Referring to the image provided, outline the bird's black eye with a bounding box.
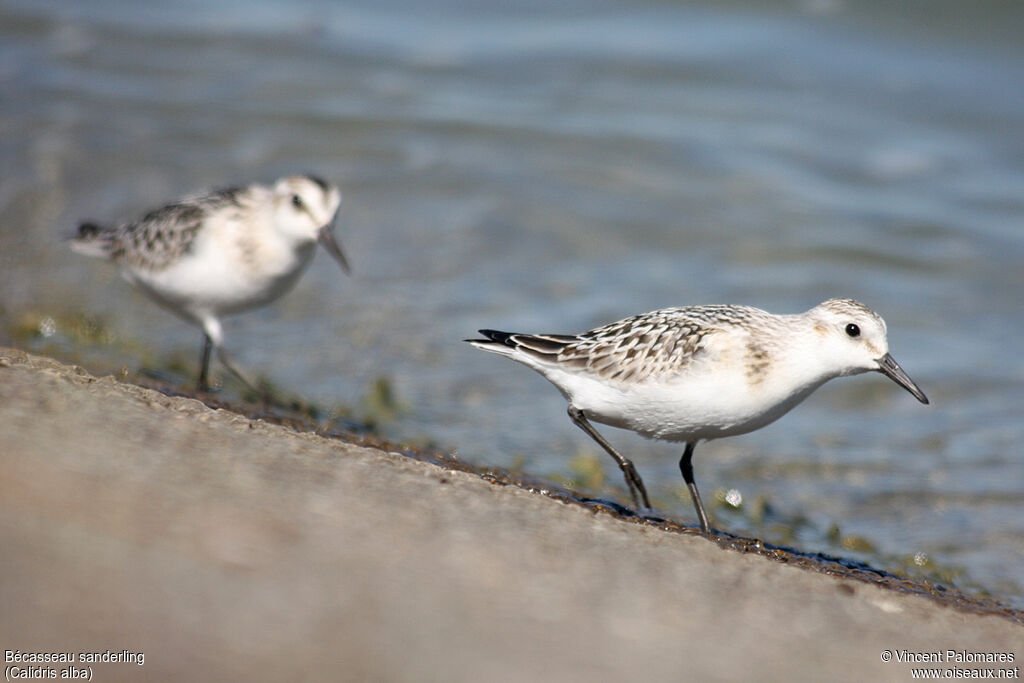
[291,194,304,209]
[845,323,861,338]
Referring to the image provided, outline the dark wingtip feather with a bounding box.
[77,222,103,239]
[478,329,515,345]
[465,329,515,346]
[68,221,114,257]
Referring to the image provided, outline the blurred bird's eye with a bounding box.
[291,194,304,209]
[845,323,861,338]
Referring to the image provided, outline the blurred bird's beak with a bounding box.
[876,353,929,404]
[318,224,350,275]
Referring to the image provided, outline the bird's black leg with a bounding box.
[679,442,711,534]
[197,333,213,392]
[214,344,260,395]
[568,405,652,510]
[198,317,262,397]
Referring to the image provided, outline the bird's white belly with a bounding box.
[124,240,315,321]
[545,365,824,443]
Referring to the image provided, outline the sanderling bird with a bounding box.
[71,174,348,391]
[467,299,929,533]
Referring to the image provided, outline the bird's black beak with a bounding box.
[318,223,350,275]
[876,353,929,404]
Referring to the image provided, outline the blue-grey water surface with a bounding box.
[2,0,1023,607]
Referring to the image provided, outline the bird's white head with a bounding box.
[810,298,928,404]
[272,175,350,274]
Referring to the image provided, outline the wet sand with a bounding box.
[0,347,1019,682]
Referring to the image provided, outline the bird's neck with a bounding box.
[768,317,850,395]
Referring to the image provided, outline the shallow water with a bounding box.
[2,0,1023,607]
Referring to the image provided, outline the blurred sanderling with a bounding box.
[71,174,349,391]
[467,299,928,533]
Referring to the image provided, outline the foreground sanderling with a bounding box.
[467,299,929,533]
[71,175,348,391]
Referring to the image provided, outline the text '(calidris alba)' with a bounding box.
[467,299,929,533]
[71,175,349,391]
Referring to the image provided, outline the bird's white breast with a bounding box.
[537,326,833,443]
[123,209,317,321]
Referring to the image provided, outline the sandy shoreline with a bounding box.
[0,346,1019,681]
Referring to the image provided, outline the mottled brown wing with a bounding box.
[553,309,713,382]
[113,187,243,271]
[490,308,725,383]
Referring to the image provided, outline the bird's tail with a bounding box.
[465,329,576,361]
[465,329,518,357]
[69,222,117,258]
